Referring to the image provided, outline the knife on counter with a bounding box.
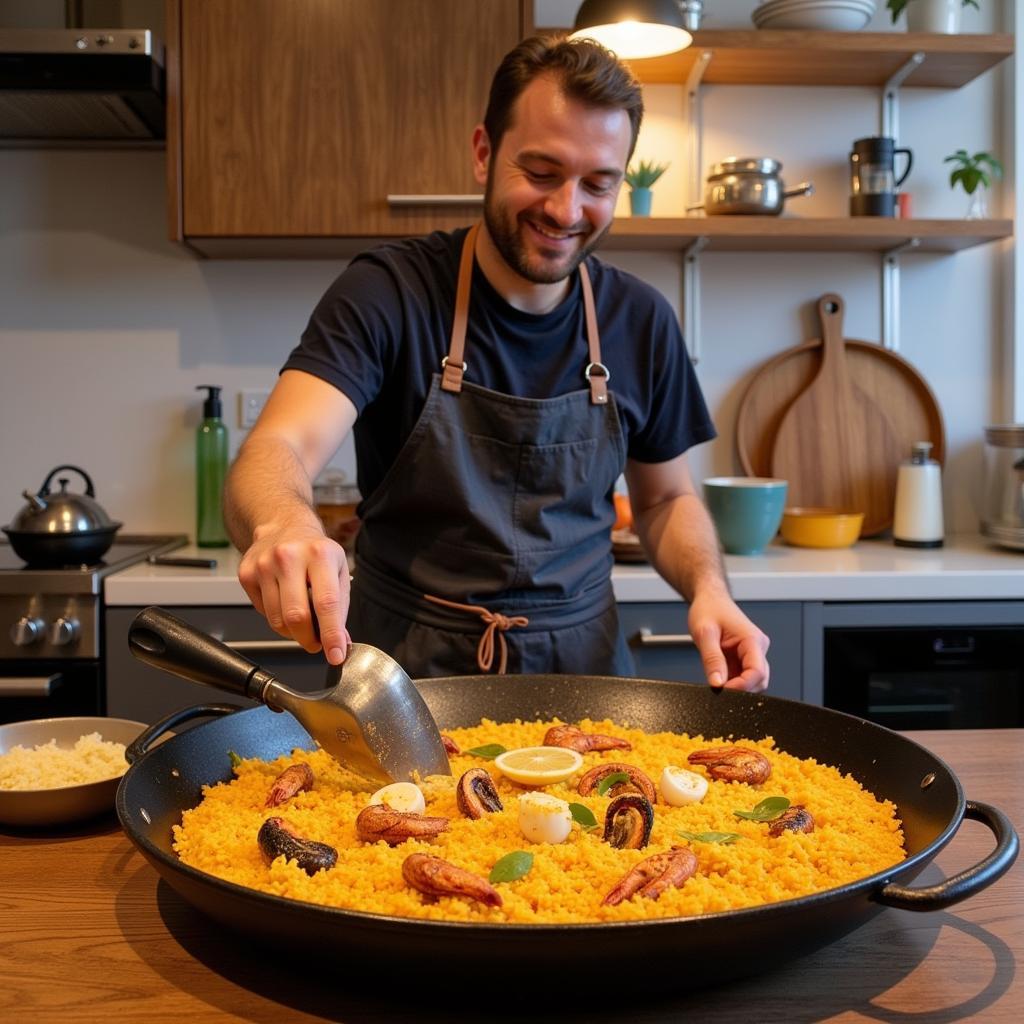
[147,555,218,569]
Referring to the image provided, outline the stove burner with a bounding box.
[0,534,188,598]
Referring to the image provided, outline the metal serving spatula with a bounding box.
[127,606,450,784]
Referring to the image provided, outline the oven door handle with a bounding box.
[0,674,61,697]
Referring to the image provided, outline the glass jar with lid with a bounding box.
[312,471,362,557]
[980,425,1024,549]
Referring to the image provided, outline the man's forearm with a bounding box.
[223,434,324,550]
[632,493,730,603]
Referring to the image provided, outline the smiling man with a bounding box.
[224,35,770,692]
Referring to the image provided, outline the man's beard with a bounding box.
[482,180,610,286]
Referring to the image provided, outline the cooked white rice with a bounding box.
[0,732,128,790]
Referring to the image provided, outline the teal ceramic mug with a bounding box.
[703,477,788,555]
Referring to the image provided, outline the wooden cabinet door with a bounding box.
[177,0,525,240]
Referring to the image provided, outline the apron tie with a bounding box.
[423,594,529,673]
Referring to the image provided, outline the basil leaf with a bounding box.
[596,771,630,796]
[489,850,534,884]
[466,744,506,760]
[733,796,791,821]
[677,830,741,845]
[568,802,598,829]
[228,750,243,769]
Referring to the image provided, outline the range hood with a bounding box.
[0,28,164,145]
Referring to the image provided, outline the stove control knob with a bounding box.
[11,617,45,647]
[48,617,80,647]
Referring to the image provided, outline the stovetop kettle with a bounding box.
[3,464,123,566]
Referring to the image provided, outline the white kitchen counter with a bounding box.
[104,533,1024,606]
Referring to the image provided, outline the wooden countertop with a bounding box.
[2,729,1021,1023]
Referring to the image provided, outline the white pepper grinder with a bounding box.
[893,441,944,547]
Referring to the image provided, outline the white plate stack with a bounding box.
[751,0,877,31]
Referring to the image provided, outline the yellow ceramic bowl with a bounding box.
[780,507,864,549]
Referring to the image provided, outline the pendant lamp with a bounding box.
[569,0,693,60]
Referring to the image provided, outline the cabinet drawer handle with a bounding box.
[386,194,484,206]
[222,640,306,653]
[0,674,60,697]
[633,628,695,648]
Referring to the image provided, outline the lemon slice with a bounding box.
[493,746,583,785]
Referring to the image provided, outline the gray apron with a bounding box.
[348,223,634,678]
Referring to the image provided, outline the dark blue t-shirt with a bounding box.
[283,227,716,500]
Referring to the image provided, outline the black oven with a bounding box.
[824,623,1024,730]
[0,659,104,722]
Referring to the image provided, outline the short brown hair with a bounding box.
[483,35,644,161]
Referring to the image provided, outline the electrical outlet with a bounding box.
[239,388,270,429]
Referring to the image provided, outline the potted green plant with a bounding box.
[944,149,1002,218]
[624,159,669,217]
[886,0,979,34]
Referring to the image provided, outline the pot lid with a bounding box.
[984,425,1024,447]
[6,465,118,535]
[708,156,781,178]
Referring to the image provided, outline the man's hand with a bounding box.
[687,590,769,693]
[237,522,352,665]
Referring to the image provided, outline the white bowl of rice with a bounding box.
[0,717,146,826]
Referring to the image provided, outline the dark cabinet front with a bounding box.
[616,601,803,701]
[106,606,332,724]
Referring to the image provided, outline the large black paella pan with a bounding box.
[116,675,1017,988]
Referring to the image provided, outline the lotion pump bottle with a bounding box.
[893,441,944,548]
[196,385,229,548]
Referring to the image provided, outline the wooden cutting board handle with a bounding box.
[769,294,901,534]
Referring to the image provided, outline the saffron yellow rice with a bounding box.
[172,718,906,924]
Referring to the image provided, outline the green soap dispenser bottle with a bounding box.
[196,385,230,548]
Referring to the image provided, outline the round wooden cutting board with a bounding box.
[736,303,945,537]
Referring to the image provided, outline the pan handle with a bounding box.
[875,801,1019,911]
[125,703,245,764]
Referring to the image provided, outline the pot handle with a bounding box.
[39,464,95,496]
[125,703,245,764]
[875,801,1019,911]
[783,182,815,199]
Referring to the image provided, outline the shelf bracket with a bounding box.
[881,52,925,139]
[686,51,713,210]
[683,236,709,363]
[881,237,921,351]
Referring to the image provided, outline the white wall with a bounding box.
[0,0,1014,538]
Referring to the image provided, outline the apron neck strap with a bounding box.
[443,222,607,405]
[442,223,479,394]
[578,261,607,405]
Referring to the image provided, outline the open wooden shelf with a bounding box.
[185,219,1012,259]
[540,31,1015,88]
[603,217,1014,253]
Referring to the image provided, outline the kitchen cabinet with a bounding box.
[107,600,804,721]
[617,601,803,700]
[106,606,332,723]
[167,0,529,252]
[166,18,1013,257]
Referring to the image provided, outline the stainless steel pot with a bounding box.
[2,464,122,566]
[689,157,814,215]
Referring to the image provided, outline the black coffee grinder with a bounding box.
[849,136,913,217]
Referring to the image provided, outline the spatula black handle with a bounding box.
[128,605,275,699]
